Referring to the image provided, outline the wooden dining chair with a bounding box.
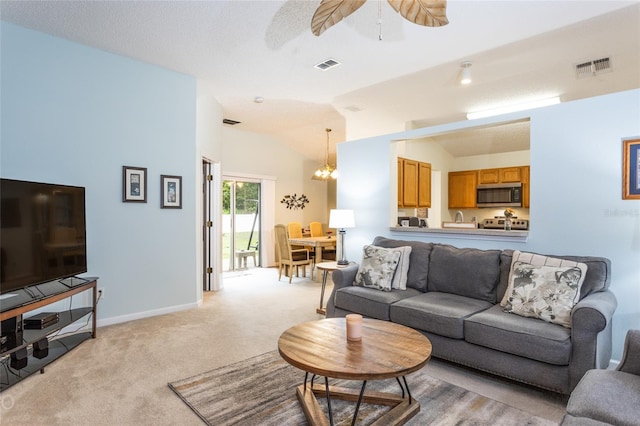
[288,221,315,265]
[308,221,337,261]
[309,221,324,237]
[287,222,303,238]
[274,224,311,283]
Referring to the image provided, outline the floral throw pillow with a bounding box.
[503,251,588,328]
[354,245,401,291]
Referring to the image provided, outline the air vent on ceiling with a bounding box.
[223,118,241,125]
[314,58,341,71]
[575,57,612,78]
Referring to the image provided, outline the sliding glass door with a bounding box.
[222,179,261,272]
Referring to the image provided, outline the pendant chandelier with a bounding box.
[313,128,338,180]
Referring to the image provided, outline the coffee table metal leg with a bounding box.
[395,377,406,398]
[324,376,334,426]
[351,380,367,426]
[402,376,414,403]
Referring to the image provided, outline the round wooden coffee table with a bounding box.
[278,318,432,425]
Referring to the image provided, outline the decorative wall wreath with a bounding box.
[280,194,309,210]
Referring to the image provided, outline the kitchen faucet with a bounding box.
[454,210,464,223]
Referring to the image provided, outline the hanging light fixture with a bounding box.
[312,128,338,180]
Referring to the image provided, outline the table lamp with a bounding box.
[329,209,355,266]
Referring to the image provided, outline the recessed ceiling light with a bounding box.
[254,96,264,103]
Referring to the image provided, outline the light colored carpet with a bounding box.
[169,350,556,426]
[0,267,566,424]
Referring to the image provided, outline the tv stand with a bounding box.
[0,277,97,391]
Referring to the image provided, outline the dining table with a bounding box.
[288,235,337,280]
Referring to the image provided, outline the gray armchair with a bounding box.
[562,329,640,425]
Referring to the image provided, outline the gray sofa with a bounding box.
[562,329,640,425]
[326,236,617,394]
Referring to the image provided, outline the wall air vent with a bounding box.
[223,118,241,125]
[314,58,341,71]
[575,57,612,78]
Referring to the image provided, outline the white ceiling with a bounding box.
[1,1,639,162]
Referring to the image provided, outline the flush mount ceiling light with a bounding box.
[313,128,338,180]
[466,96,561,120]
[460,61,472,85]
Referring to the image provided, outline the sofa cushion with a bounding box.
[372,236,432,292]
[334,286,422,320]
[427,244,501,303]
[565,369,640,426]
[354,245,401,291]
[465,304,572,365]
[390,292,493,339]
[390,246,412,290]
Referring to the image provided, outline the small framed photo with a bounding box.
[161,175,182,209]
[623,138,640,200]
[122,166,147,203]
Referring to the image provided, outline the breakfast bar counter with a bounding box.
[390,226,529,242]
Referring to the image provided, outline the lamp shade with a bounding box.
[329,209,355,229]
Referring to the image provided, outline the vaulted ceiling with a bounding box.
[1,1,639,162]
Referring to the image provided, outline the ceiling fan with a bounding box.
[311,0,449,36]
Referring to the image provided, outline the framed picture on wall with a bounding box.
[161,175,182,209]
[623,138,640,200]
[122,166,147,203]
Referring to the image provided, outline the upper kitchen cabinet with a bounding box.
[522,165,530,208]
[418,162,432,208]
[398,157,431,208]
[448,170,477,209]
[478,167,522,184]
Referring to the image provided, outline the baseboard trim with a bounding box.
[96,301,199,328]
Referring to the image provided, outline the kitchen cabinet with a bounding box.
[418,162,432,208]
[478,167,522,184]
[521,165,530,208]
[448,170,477,209]
[501,167,522,183]
[397,158,403,206]
[398,157,431,208]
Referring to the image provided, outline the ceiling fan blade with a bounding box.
[387,0,449,27]
[311,0,367,36]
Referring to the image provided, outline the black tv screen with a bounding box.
[1,178,87,294]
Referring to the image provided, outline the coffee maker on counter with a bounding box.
[398,216,428,228]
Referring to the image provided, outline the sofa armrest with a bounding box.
[331,264,359,290]
[569,289,618,390]
[618,329,640,375]
[324,263,359,318]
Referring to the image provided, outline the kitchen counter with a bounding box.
[390,226,529,242]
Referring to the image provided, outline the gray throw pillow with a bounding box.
[372,236,432,291]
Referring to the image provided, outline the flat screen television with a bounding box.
[0,178,87,295]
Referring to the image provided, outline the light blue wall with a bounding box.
[337,89,640,360]
[1,23,199,322]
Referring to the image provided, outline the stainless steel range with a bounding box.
[482,216,529,230]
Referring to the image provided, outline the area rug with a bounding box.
[169,350,556,426]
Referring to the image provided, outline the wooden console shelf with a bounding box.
[0,277,98,391]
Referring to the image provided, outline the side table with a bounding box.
[315,261,338,315]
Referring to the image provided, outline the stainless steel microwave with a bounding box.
[476,183,522,207]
